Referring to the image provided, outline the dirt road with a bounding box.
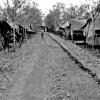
[2,33,100,100]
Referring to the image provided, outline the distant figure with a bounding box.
[41,29,44,39]
[30,25,33,30]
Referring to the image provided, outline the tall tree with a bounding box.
[62,5,79,22]
[0,0,25,21]
[67,5,78,19]
[17,1,43,32]
[45,2,65,27]
[78,4,90,18]
[0,0,26,45]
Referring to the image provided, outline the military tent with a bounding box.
[84,15,100,46]
[71,19,87,36]
[70,19,87,41]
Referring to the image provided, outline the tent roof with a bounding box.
[94,15,100,29]
[85,15,100,39]
[20,24,32,31]
[71,19,87,30]
[8,22,19,29]
[82,15,100,30]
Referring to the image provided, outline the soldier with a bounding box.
[41,29,44,39]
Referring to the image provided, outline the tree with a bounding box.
[0,0,26,46]
[0,0,43,32]
[0,0,25,21]
[45,2,65,27]
[68,5,78,19]
[62,5,78,22]
[44,10,58,27]
[17,2,43,32]
[78,4,90,18]
[0,0,43,48]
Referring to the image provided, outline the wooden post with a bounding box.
[13,29,16,44]
[24,28,27,40]
[13,22,16,51]
[22,27,25,41]
[92,18,95,50]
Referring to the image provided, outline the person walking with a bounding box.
[41,29,44,39]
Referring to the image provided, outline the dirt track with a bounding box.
[1,33,100,100]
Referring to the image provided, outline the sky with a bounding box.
[0,0,99,15]
[36,0,97,15]
[37,0,85,14]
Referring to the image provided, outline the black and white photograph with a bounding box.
[0,0,100,100]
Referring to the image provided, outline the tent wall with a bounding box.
[86,22,94,45]
[85,15,100,46]
[94,36,100,46]
[86,22,100,46]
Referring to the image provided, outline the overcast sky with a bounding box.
[37,0,85,14]
[36,0,98,15]
[0,0,99,15]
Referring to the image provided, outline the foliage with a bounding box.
[78,4,90,18]
[0,0,43,32]
[17,2,43,32]
[67,5,78,19]
[85,0,100,20]
[0,0,25,21]
[45,2,65,27]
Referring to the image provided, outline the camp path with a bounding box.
[2,33,100,100]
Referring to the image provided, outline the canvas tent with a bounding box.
[55,21,70,39]
[70,19,87,41]
[71,19,86,30]
[83,15,100,46]
[70,19,87,36]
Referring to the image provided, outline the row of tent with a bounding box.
[0,20,37,52]
[8,21,33,32]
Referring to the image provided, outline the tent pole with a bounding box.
[13,22,16,51]
[92,18,95,50]
[25,28,27,40]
